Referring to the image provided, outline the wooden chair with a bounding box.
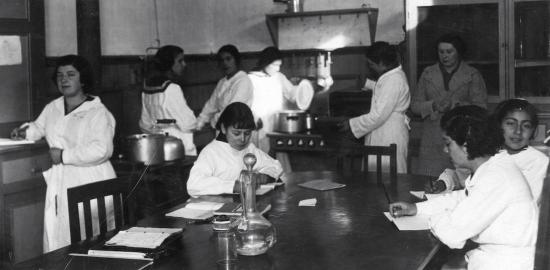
[67,176,135,243]
[336,143,397,184]
[535,173,550,269]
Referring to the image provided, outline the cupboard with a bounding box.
[406,0,550,108]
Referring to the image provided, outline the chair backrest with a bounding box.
[67,176,134,243]
[362,143,397,184]
[535,172,550,269]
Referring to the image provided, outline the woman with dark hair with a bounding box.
[249,46,314,152]
[390,105,538,270]
[196,44,254,130]
[411,33,488,177]
[338,41,410,173]
[139,45,197,155]
[11,55,116,252]
[187,102,283,197]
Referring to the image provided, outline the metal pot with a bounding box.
[163,135,185,161]
[275,110,306,133]
[125,134,165,165]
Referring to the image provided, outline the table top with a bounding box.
[15,171,439,270]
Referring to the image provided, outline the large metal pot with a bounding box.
[125,134,165,165]
[275,110,306,133]
[163,135,185,161]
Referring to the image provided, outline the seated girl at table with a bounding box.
[427,99,549,204]
[187,102,284,197]
[391,105,538,270]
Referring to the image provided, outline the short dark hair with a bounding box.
[365,41,399,68]
[492,98,539,139]
[216,102,256,131]
[154,45,184,72]
[217,44,241,66]
[440,105,502,160]
[436,33,467,57]
[254,46,282,71]
[51,55,94,93]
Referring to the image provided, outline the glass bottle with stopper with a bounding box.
[234,153,277,256]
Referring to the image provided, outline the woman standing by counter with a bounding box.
[196,44,253,130]
[249,46,314,153]
[410,34,487,176]
[140,45,197,155]
[11,55,117,252]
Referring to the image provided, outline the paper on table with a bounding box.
[425,193,447,200]
[383,212,430,230]
[256,185,275,195]
[410,191,425,199]
[0,138,35,146]
[165,207,214,220]
[105,227,183,249]
[298,198,317,206]
[184,201,224,211]
[298,179,346,191]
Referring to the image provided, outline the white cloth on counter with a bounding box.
[25,96,117,252]
[187,140,283,197]
[249,71,313,152]
[197,71,254,129]
[416,152,538,270]
[349,66,410,173]
[139,82,197,155]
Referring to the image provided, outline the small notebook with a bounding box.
[105,227,183,249]
[298,179,346,191]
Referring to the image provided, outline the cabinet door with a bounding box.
[0,0,45,136]
[406,0,505,102]
[510,0,550,103]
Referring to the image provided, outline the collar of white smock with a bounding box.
[377,65,403,82]
[53,95,102,114]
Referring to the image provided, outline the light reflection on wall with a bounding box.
[315,34,348,51]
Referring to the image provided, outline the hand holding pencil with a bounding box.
[388,202,417,218]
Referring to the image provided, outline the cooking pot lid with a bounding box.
[126,133,165,139]
[296,79,314,110]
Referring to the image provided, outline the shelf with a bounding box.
[515,59,550,68]
[266,8,378,50]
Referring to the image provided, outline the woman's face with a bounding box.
[442,133,469,169]
[501,110,534,154]
[56,65,84,98]
[264,60,282,76]
[218,52,238,77]
[171,52,186,76]
[438,42,460,69]
[221,125,252,151]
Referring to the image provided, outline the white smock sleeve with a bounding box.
[197,79,224,126]
[139,92,154,133]
[165,84,197,132]
[187,148,236,197]
[349,74,406,138]
[63,109,115,166]
[25,103,50,141]
[251,144,284,179]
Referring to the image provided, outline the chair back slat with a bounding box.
[67,176,134,243]
[97,196,107,235]
[83,201,93,239]
[361,144,398,184]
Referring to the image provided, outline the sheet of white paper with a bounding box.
[425,193,446,200]
[165,207,214,220]
[298,198,317,206]
[184,201,224,211]
[384,212,430,231]
[256,185,275,195]
[0,138,35,146]
[105,227,182,249]
[0,36,22,65]
[410,191,425,199]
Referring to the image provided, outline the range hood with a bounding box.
[266,8,378,51]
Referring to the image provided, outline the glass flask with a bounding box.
[234,154,276,256]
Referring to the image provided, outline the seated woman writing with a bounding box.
[187,102,283,197]
[390,105,538,270]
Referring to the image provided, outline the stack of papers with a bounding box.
[298,179,346,191]
[383,212,430,231]
[105,227,183,249]
[298,198,317,207]
[165,201,224,220]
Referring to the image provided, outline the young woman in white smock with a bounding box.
[140,45,197,155]
[390,106,538,270]
[187,102,283,197]
[11,55,117,252]
[338,41,410,173]
[196,44,253,130]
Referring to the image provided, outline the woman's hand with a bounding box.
[49,148,63,165]
[389,202,417,218]
[433,98,452,113]
[424,179,447,194]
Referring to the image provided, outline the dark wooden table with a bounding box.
[14,171,440,270]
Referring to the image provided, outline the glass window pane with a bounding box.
[0,0,28,19]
